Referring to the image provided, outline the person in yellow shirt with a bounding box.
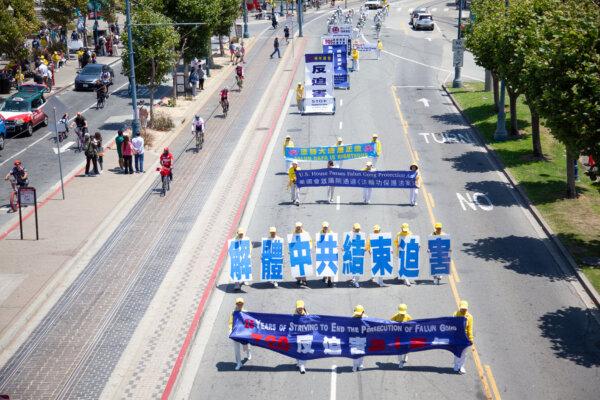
[292,222,311,285]
[352,305,367,371]
[366,224,384,286]
[52,51,61,69]
[347,223,363,287]
[362,161,375,204]
[294,300,309,373]
[317,221,336,286]
[429,222,448,284]
[267,227,281,287]
[371,134,382,166]
[351,46,359,71]
[77,48,84,68]
[228,297,251,370]
[391,303,412,368]
[295,82,304,113]
[14,67,25,90]
[453,300,474,374]
[394,223,413,286]
[288,160,300,205]
[283,135,295,171]
[376,39,383,59]
[409,164,421,206]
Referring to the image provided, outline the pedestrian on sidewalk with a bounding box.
[453,300,473,374]
[229,297,251,371]
[284,135,294,171]
[390,304,411,368]
[288,160,300,206]
[409,164,420,206]
[229,41,236,64]
[189,68,199,97]
[294,300,309,374]
[351,305,367,372]
[94,132,104,173]
[240,43,246,64]
[284,26,290,43]
[84,134,99,176]
[132,132,145,173]
[121,135,134,174]
[377,39,383,60]
[270,37,281,59]
[370,134,381,166]
[115,129,125,170]
[139,103,149,130]
[198,63,206,90]
[362,161,375,204]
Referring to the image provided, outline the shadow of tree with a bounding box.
[516,179,589,206]
[538,307,600,367]
[462,235,572,280]
[444,151,496,173]
[555,232,600,266]
[463,180,519,208]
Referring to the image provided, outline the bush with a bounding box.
[140,128,154,148]
[149,111,174,131]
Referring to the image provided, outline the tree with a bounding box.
[0,0,38,63]
[522,0,600,197]
[121,8,180,124]
[42,0,87,28]
[215,0,241,56]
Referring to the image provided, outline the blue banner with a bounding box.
[296,169,417,188]
[285,143,377,161]
[323,44,349,89]
[230,312,471,359]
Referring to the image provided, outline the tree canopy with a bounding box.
[0,0,38,62]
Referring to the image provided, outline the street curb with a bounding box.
[441,84,600,309]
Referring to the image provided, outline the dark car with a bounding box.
[0,115,6,150]
[0,84,48,137]
[74,63,114,91]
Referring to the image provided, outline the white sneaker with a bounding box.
[352,366,357,372]
[235,363,242,370]
[398,361,404,369]
[246,351,252,361]
[300,365,306,374]
[405,279,412,287]
[273,281,278,287]
[353,281,360,288]
[358,364,364,371]
[459,367,466,374]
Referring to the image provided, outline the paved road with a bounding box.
[185,2,600,400]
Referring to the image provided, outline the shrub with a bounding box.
[149,111,174,131]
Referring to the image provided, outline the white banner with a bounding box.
[304,53,335,114]
[355,42,378,60]
[369,232,394,278]
[315,232,339,278]
[329,24,353,36]
[287,232,314,278]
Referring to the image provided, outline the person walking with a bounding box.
[270,37,281,59]
[132,132,145,173]
[362,161,375,204]
[394,223,413,286]
[371,134,382,166]
[189,68,199,97]
[294,300,308,373]
[284,25,290,43]
[284,135,295,171]
[229,297,251,370]
[239,43,246,64]
[348,223,363,288]
[295,83,304,113]
[335,137,344,168]
[376,39,383,60]
[115,129,125,170]
[267,227,281,288]
[288,160,300,206]
[84,134,99,176]
[292,222,310,286]
[351,305,367,372]
[326,160,337,203]
[198,63,206,90]
[138,104,149,130]
[351,46,359,71]
[453,300,474,374]
[390,304,412,368]
[94,132,104,173]
[366,224,385,286]
[229,41,236,63]
[409,164,420,206]
[121,135,134,174]
[429,222,448,284]
[318,222,335,287]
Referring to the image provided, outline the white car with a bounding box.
[413,13,435,31]
[365,0,383,10]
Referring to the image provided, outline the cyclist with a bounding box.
[220,87,230,114]
[5,160,29,191]
[57,112,69,141]
[100,67,111,86]
[71,112,88,149]
[235,65,244,89]
[160,147,174,181]
[191,114,205,148]
[95,80,108,108]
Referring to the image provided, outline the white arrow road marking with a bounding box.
[52,141,75,154]
[426,37,432,42]
[340,99,343,107]
[417,98,430,107]
[432,337,450,346]
[444,7,449,12]
[431,7,438,12]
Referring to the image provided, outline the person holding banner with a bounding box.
[335,137,344,168]
[409,164,421,206]
[294,300,309,374]
[351,46,359,71]
[394,223,413,286]
[430,222,449,283]
[390,304,412,368]
[453,300,474,374]
[229,297,251,370]
[343,223,365,288]
[284,135,295,171]
[371,134,382,166]
[295,83,304,113]
[263,226,283,287]
[351,305,367,372]
[291,222,312,285]
[230,228,252,291]
[366,224,384,286]
[317,221,337,287]
[362,161,375,204]
[288,161,301,205]
[326,160,338,203]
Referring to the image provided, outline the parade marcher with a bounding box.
[366,224,384,286]
[351,305,367,371]
[294,300,308,373]
[284,135,295,171]
[335,137,344,168]
[348,223,362,287]
[376,39,383,60]
[394,223,413,286]
[429,222,448,283]
[295,83,304,113]
[371,134,382,166]
[288,161,300,206]
[319,222,335,287]
[229,297,251,370]
[326,160,337,203]
[232,228,250,290]
[351,46,359,71]
[409,164,420,206]
[268,227,281,287]
[362,161,375,204]
[270,37,281,59]
[453,300,474,374]
[293,223,310,286]
[390,304,412,368]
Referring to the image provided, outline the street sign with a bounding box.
[452,38,464,52]
[453,49,464,67]
[17,187,39,240]
[19,187,36,206]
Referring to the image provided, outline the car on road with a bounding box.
[364,0,383,9]
[0,84,48,137]
[74,63,114,91]
[413,13,435,30]
[409,7,429,25]
[0,115,6,150]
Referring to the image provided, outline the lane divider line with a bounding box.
[330,365,337,400]
[485,364,502,400]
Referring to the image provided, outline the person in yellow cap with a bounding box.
[366,224,385,286]
[430,222,448,284]
[326,160,338,203]
[409,164,420,206]
[345,223,363,288]
[288,160,300,206]
[453,300,473,374]
[317,221,336,287]
[362,161,375,204]
[376,39,384,59]
[351,46,359,71]
[292,222,311,286]
[394,223,413,286]
[294,300,309,373]
[296,83,304,113]
[52,51,61,69]
[391,304,412,368]
[283,135,295,171]
[352,305,367,371]
[335,137,344,168]
[228,297,251,370]
[371,134,382,166]
[267,227,281,287]
[232,228,250,291]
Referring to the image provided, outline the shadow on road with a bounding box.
[538,306,600,367]
[444,151,496,173]
[463,180,519,208]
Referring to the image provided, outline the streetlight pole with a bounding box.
[494,0,509,141]
[242,0,249,38]
[452,0,463,88]
[93,0,99,48]
[280,0,284,16]
[298,0,303,37]
[125,0,140,136]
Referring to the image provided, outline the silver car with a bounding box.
[413,13,435,31]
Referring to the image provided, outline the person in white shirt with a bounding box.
[131,132,145,173]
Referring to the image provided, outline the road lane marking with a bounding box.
[413,150,420,162]
[451,259,460,283]
[485,364,502,400]
[444,7,449,12]
[340,99,343,107]
[427,191,434,207]
[339,121,343,130]
[52,141,75,154]
[384,50,484,82]
[391,86,495,400]
[330,365,337,400]
[432,7,438,12]
[336,195,340,211]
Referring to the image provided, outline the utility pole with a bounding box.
[298,0,303,37]
[242,0,249,38]
[125,0,141,136]
[452,0,463,88]
[494,0,509,141]
[93,0,99,47]
[280,0,284,16]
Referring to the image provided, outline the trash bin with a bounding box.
[0,77,10,94]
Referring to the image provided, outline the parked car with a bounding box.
[74,63,114,91]
[0,84,49,137]
[0,115,6,150]
[409,7,428,25]
[365,0,383,9]
[413,13,435,30]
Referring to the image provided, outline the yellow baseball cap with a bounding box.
[235,297,244,304]
[373,224,381,231]
[269,226,277,233]
[322,221,330,228]
[434,222,442,229]
[295,221,303,228]
[398,303,408,314]
[237,228,245,235]
[401,223,409,232]
[296,300,305,309]
[459,300,469,310]
[353,223,361,230]
[353,305,365,316]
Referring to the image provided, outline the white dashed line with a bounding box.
[339,121,343,130]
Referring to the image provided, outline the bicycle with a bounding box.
[96,94,105,110]
[157,166,171,196]
[221,99,229,118]
[195,129,204,151]
[6,178,20,212]
[74,126,86,151]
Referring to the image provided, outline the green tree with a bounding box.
[42,0,87,28]
[121,8,180,123]
[0,0,38,63]
[215,0,240,56]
